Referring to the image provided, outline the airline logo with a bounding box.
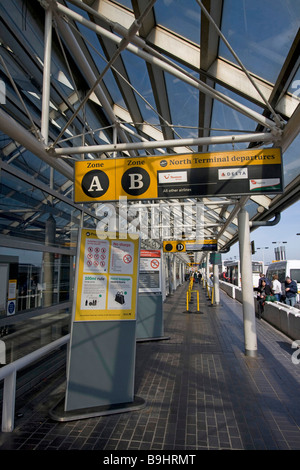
[158,171,188,183]
[249,178,281,191]
[218,168,248,179]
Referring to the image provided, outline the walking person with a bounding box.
[271,274,282,301]
[284,276,297,307]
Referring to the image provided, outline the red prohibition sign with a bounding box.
[150,259,159,269]
[123,254,132,264]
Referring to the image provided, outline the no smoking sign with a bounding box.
[123,254,132,264]
[150,259,159,269]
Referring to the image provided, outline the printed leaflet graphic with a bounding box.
[74,230,140,321]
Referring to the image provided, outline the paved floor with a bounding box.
[1,281,300,451]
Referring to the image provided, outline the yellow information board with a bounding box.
[74,229,140,321]
[74,148,283,202]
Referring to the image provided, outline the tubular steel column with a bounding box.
[206,253,210,283]
[168,254,173,295]
[213,257,220,305]
[41,5,52,145]
[238,209,257,356]
[43,215,56,307]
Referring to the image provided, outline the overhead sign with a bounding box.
[74,148,283,202]
[163,241,186,253]
[185,240,217,251]
[163,239,217,253]
[74,229,140,321]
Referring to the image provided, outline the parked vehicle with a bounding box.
[224,260,264,288]
[266,260,300,301]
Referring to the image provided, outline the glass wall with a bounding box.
[0,163,81,364]
[0,249,74,315]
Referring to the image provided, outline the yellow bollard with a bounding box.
[187,280,200,312]
[206,283,210,298]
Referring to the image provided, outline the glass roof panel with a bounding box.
[121,49,159,125]
[154,0,201,45]
[0,0,44,66]
[0,143,72,199]
[281,134,300,187]
[72,10,126,109]
[220,0,300,83]
[244,199,260,219]
[209,84,265,152]
[113,0,133,10]
[287,67,300,99]
[3,148,51,180]
[165,70,199,141]
[0,0,299,256]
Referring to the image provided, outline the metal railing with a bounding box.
[186,277,200,312]
[0,334,70,432]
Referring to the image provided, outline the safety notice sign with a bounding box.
[74,148,283,202]
[74,229,140,321]
[139,249,162,293]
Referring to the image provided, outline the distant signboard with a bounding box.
[139,249,162,293]
[74,148,283,203]
[163,239,217,253]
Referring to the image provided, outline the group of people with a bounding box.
[185,271,203,283]
[193,271,202,283]
[256,273,298,319]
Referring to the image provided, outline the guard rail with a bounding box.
[0,334,70,432]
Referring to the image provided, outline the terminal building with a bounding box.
[0,0,300,451]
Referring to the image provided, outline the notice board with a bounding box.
[137,249,164,340]
[74,229,140,322]
[65,229,141,412]
[138,249,162,293]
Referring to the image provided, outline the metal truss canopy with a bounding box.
[0,0,299,259]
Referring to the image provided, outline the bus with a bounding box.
[266,260,300,301]
[224,260,264,288]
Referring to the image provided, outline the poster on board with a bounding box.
[74,229,140,322]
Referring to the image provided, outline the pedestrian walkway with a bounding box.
[1,281,300,451]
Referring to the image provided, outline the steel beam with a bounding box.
[54,2,278,131]
[52,131,275,155]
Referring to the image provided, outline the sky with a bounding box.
[223,198,300,266]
